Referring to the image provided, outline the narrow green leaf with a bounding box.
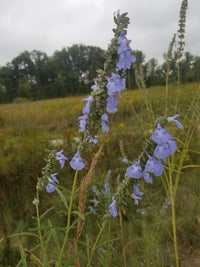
[29,226,66,231]
[40,205,55,221]
[86,234,90,261]
[16,259,23,267]
[56,187,68,210]
[48,219,61,253]
[7,232,39,239]
[65,251,81,266]
[72,210,85,220]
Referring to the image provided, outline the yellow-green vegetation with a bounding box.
[0,83,200,266]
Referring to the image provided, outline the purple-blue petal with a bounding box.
[133,183,143,196]
[70,151,85,171]
[126,161,143,179]
[106,92,118,113]
[143,171,153,184]
[106,73,125,95]
[154,143,170,163]
[122,157,128,163]
[152,123,171,144]
[46,173,59,193]
[79,114,88,132]
[109,200,118,217]
[167,114,184,129]
[145,155,164,177]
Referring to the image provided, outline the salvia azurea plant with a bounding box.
[39,10,183,210]
[38,11,183,219]
[9,5,196,267]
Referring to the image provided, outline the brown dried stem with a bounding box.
[74,144,103,266]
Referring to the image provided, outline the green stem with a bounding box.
[36,188,48,266]
[169,173,179,267]
[86,220,107,267]
[175,61,181,112]
[165,73,169,117]
[57,170,79,267]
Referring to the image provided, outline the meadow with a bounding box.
[0,81,200,266]
[1,3,200,266]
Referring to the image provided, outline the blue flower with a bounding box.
[141,211,146,215]
[104,182,111,197]
[106,73,125,97]
[46,173,59,193]
[82,96,93,115]
[117,31,126,45]
[56,150,68,169]
[145,155,164,177]
[131,184,143,205]
[126,161,143,179]
[167,114,184,129]
[118,38,132,53]
[117,34,136,71]
[106,91,118,113]
[91,81,99,90]
[88,206,94,212]
[143,170,153,184]
[154,143,170,163]
[78,114,88,132]
[117,50,136,71]
[70,151,85,171]
[133,183,143,196]
[86,135,98,147]
[122,157,128,163]
[168,138,177,155]
[92,186,99,196]
[101,113,109,133]
[161,201,171,214]
[151,123,171,144]
[109,199,118,217]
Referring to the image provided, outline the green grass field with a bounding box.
[0,83,200,266]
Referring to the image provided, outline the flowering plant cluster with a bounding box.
[109,115,184,217]
[40,12,136,194]
[77,12,136,151]
[37,149,85,193]
[39,13,184,221]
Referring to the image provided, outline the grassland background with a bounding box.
[0,83,200,266]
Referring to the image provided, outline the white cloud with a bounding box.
[0,0,199,66]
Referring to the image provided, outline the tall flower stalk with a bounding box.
[165,34,176,117]
[175,0,188,111]
[77,12,136,150]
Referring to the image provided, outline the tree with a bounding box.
[180,52,194,82]
[145,58,164,87]
[0,64,16,102]
[192,56,200,81]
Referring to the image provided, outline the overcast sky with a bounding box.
[0,0,199,66]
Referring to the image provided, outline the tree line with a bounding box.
[0,44,200,103]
